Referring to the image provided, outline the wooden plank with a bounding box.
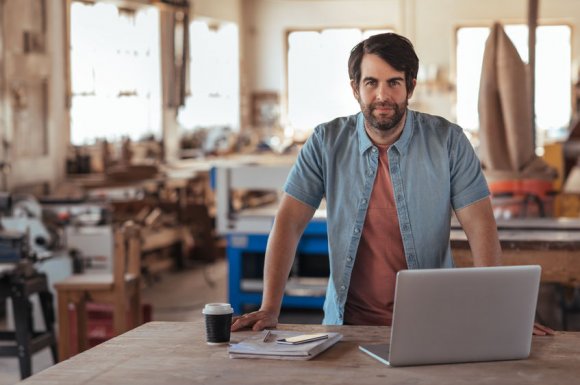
[451,229,580,251]
[142,254,174,275]
[451,217,580,231]
[453,248,580,285]
[141,226,182,252]
[20,320,580,385]
[451,226,580,285]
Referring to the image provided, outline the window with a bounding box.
[456,25,571,142]
[69,2,162,145]
[287,28,391,136]
[177,20,240,132]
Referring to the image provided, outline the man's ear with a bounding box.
[350,79,360,100]
[407,79,417,99]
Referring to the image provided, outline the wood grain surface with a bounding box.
[17,320,580,385]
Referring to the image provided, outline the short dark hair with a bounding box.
[348,32,419,93]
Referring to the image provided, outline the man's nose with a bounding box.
[376,83,389,101]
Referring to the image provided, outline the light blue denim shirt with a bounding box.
[283,110,490,325]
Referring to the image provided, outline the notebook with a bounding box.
[359,265,541,367]
[229,331,342,360]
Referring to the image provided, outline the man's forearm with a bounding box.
[259,194,315,316]
[468,225,502,266]
[455,197,502,267]
[260,224,301,315]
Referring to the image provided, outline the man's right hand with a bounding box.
[231,310,278,332]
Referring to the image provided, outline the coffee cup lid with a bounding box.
[202,303,233,315]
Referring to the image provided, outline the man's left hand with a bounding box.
[533,322,555,336]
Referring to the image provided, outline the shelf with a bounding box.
[241,277,328,297]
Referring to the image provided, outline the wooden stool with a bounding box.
[54,223,141,361]
[0,270,58,379]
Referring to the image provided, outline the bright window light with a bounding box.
[456,27,489,131]
[287,28,392,136]
[69,2,162,145]
[456,25,571,141]
[177,20,240,131]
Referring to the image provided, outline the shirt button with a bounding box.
[391,167,398,173]
[403,224,409,231]
[372,148,377,153]
[362,199,367,204]
[397,195,403,201]
[367,171,372,176]
[347,256,353,262]
[354,228,360,234]
[340,285,346,291]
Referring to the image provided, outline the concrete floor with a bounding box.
[139,258,324,325]
[1,258,579,384]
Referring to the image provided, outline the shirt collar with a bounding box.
[357,109,415,155]
[393,109,414,155]
[357,112,373,154]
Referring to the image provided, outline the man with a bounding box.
[231,32,552,335]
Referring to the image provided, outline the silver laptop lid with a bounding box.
[388,265,541,366]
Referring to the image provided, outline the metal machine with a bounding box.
[0,193,60,377]
[0,193,60,268]
[0,193,70,281]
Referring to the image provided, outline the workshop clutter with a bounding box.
[67,138,163,176]
[110,199,222,273]
[556,193,580,217]
[489,179,555,219]
[557,165,580,217]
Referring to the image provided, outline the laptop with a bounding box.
[359,265,541,367]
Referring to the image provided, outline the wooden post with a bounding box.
[528,0,538,147]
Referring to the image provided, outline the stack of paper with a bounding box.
[229,331,342,360]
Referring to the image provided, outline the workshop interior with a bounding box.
[2,0,580,382]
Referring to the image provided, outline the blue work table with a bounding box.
[226,219,328,314]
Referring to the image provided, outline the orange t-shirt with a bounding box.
[343,144,408,326]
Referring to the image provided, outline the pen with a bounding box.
[262,330,271,342]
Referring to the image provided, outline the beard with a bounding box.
[359,98,408,132]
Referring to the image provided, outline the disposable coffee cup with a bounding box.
[202,303,233,345]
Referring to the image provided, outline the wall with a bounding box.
[0,0,67,191]
[3,0,579,189]
[242,0,580,123]
[243,0,400,92]
[194,0,242,23]
[0,0,245,188]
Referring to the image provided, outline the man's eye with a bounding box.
[389,80,400,87]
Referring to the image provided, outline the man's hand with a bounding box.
[231,310,278,332]
[533,322,555,336]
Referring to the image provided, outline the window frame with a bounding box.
[452,21,574,143]
[67,0,163,145]
[283,25,394,138]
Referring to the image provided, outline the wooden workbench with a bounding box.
[451,218,580,285]
[17,320,580,384]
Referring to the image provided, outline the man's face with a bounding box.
[351,53,415,133]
